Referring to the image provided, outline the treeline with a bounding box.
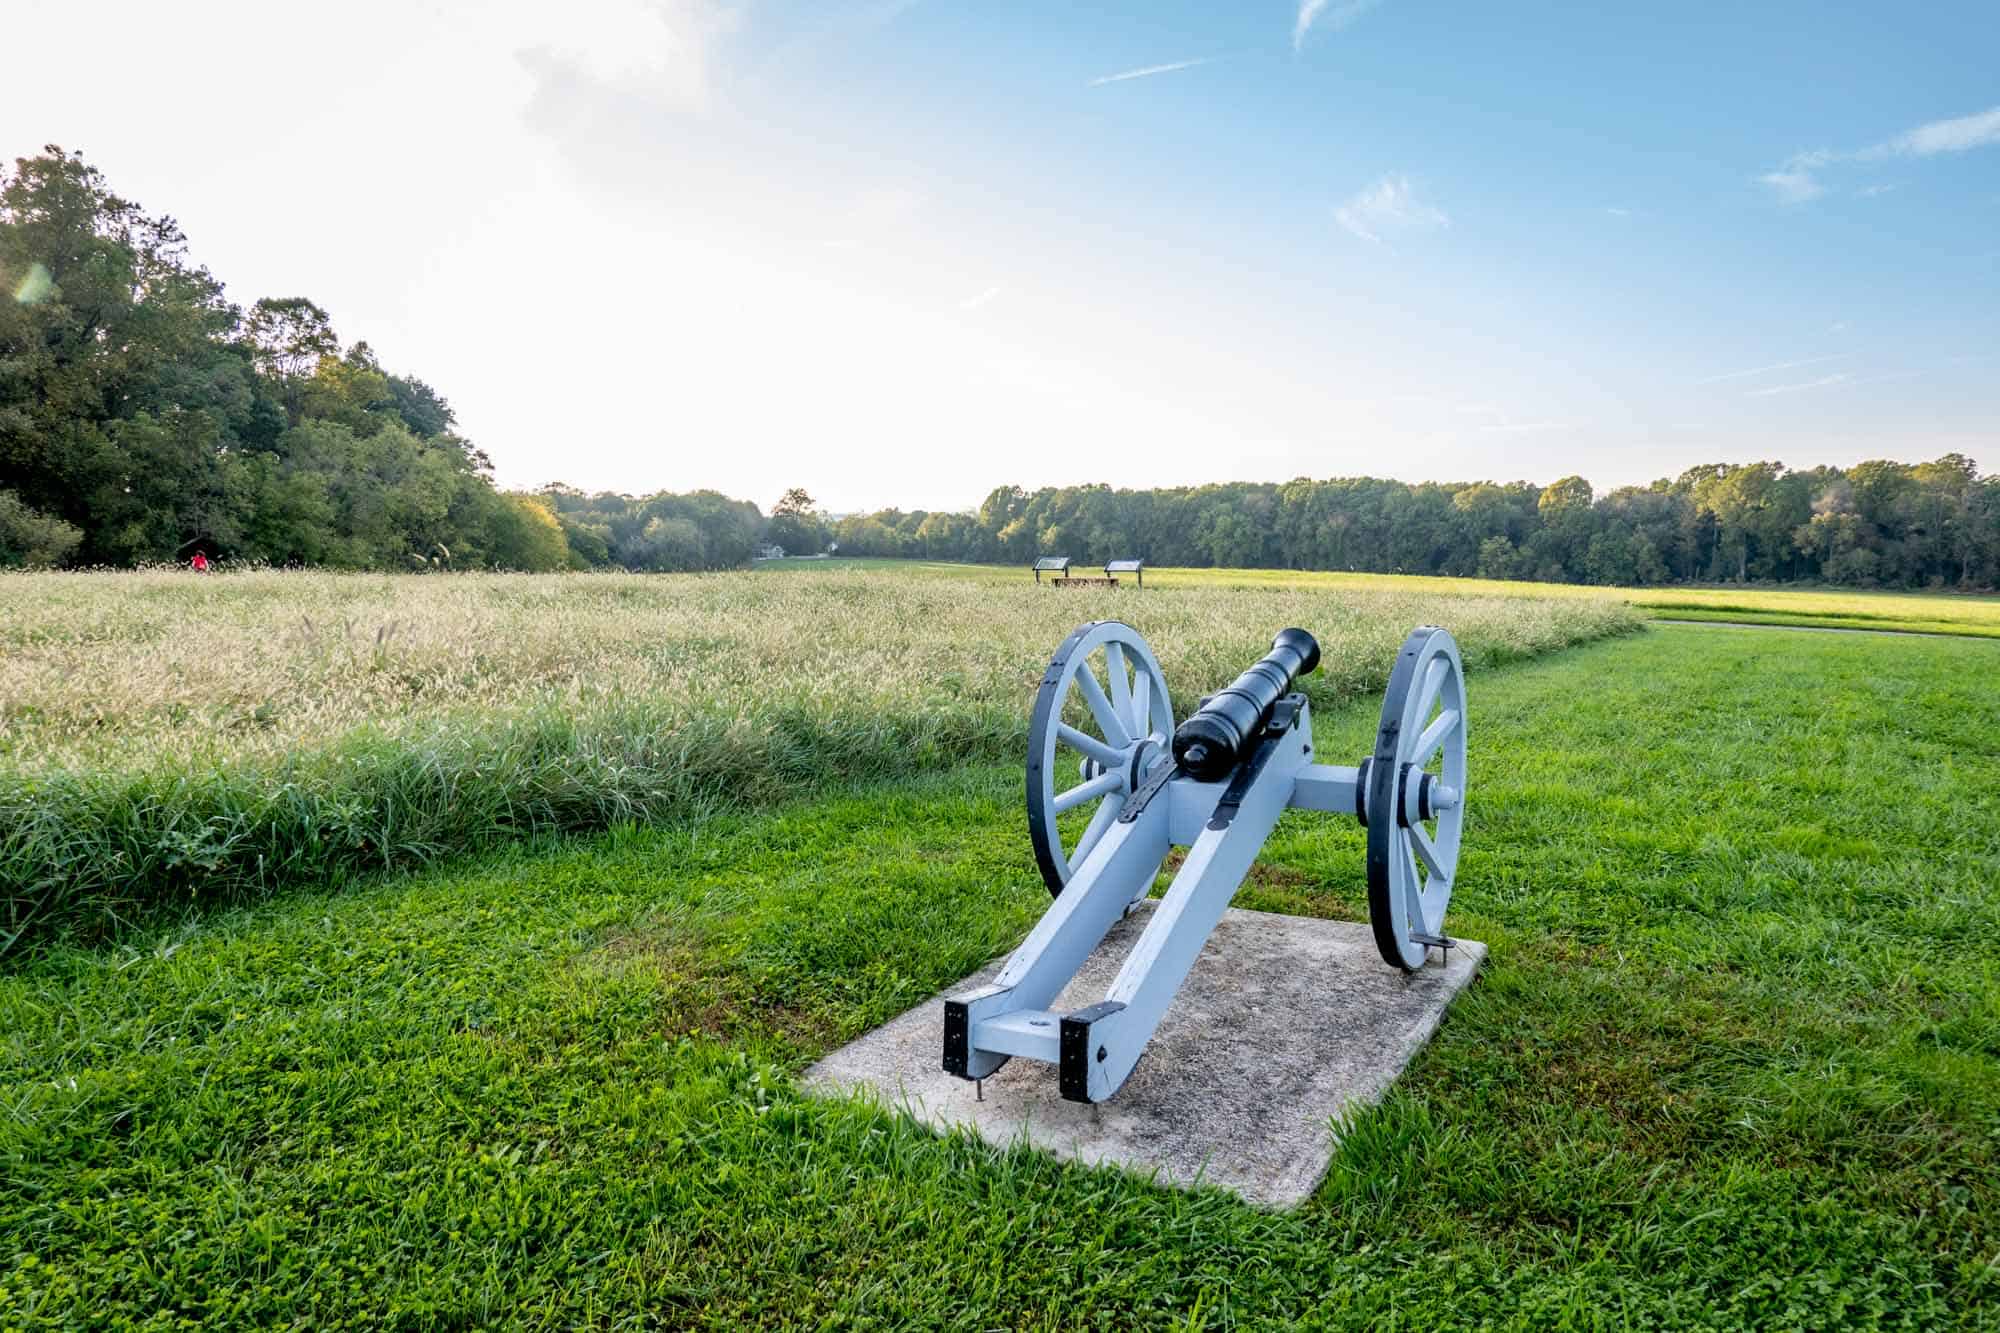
[8,149,1997,589]
[807,459,2000,589]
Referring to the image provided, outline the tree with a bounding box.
[0,147,247,562]
[483,493,572,571]
[1538,475,1593,513]
[0,489,82,566]
[1687,462,1782,582]
[386,374,454,437]
[0,148,579,571]
[243,297,338,420]
[765,486,823,554]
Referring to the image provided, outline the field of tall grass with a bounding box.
[0,567,1637,953]
[762,558,2000,637]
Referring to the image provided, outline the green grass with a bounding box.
[5,626,1995,1326]
[1632,588,2000,638]
[0,568,1632,955]
[760,557,2000,638]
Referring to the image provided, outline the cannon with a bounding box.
[944,620,1467,1103]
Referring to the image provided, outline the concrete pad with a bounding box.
[804,903,1484,1209]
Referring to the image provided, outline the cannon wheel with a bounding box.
[1027,621,1174,896]
[1365,626,1468,970]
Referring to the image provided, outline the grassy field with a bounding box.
[759,556,2000,638]
[0,568,1633,952]
[3,623,1994,1326]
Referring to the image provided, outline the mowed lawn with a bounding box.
[4,626,1997,1326]
[758,557,2000,639]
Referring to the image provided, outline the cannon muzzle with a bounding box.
[1171,628,1320,780]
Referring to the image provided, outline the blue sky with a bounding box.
[5,0,1995,509]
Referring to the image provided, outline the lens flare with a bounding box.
[13,262,54,305]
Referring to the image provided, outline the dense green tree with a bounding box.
[0,147,611,573]
[0,488,82,566]
[811,459,2000,590]
[764,486,824,555]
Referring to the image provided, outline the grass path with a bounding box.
[1653,617,1994,639]
[4,627,1997,1326]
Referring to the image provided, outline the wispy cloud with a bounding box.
[1334,174,1448,243]
[1894,105,2000,155]
[1695,352,1851,385]
[1087,56,1217,86]
[1844,368,1928,388]
[957,285,1003,311]
[1294,0,1385,52]
[1760,104,2000,203]
[1757,168,1824,204]
[1603,206,1632,217]
[1745,373,1849,397]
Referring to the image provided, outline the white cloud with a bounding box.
[1761,104,2000,203]
[1745,373,1849,397]
[1891,105,2000,156]
[1294,0,1384,52]
[1757,168,1825,204]
[1088,56,1216,86]
[1603,206,1631,217]
[518,0,741,113]
[1334,174,1448,243]
[1695,352,1850,385]
[958,285,1002,311]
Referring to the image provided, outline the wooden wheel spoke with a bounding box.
[1105,643,1134,736]
[1071,792,1125,866]
[1053,769,1123,814]
[1410,824,1448,880]
[1127,674,1151,742]
[1058,723,1126,770]
[1402,839,1428,924]
[1074,663,1132,748]
[1414,708,1459,761]
[1415,657,1448,721]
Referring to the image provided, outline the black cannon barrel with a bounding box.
[1171,628,1321,780]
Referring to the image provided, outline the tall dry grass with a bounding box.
[0,567,1639,951]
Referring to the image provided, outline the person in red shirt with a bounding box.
[190,551,209,573]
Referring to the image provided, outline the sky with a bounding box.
[4,0,1996,513]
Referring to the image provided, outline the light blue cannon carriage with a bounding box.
[945,621,1468,1103]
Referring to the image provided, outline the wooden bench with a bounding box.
[1052,576,1119,588]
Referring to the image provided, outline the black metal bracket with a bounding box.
[1059,1001,1125,1102]
[1409,932,1457,965]
[1117,759,1180,823]
[942,985,1007,1077]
